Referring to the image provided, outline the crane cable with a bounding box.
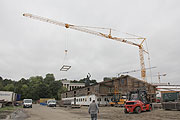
[145,39,153,83]
[60,30,71,71]
[63,31,69,64]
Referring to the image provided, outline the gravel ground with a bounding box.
[0,111,12,119]
[65,106,180,120]
[24,104,91,120]
[8,104,180,120]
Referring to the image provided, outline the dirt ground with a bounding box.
[24,104,90,120]
[15,104,180,120]
[0,111,12,119]
[63,106,180,120]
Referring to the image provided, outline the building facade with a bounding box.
[62,80,85,91]
[61,75,157,105]
[155,84,180,98]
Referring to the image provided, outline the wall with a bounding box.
[62,94,112,105]
[61,75,157,103]
[61,84,100,99]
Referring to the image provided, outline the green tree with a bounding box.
[37,83,49,98]
[71,78,97,84]
[0,74,64,101]
[19,78,29,85]
[0,77,3,90]
[0,76,2,80]
[4,83,14,91]
[48,81,62,99]
[0,82,4,90]
[29,76,43,84]
[28,76,44,100]
[90,79,97,84]
[21,84,29,99]
[2,79,13,86]
[44,73,55,84]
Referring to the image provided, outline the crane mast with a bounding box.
[23,13,148,81]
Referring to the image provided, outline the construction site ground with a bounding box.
[6,104,180,120]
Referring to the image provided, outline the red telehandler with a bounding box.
[124,88,152,114]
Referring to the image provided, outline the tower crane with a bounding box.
[153,72,167,83]
[117,66,156,77]
[23,13,149,81]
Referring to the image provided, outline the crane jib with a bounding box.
[23,13,147,81]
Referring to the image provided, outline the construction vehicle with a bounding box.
[23,13,149,82]
[0,91,16,106]
[109,95,127,107]
[109,79,127,106]
[162,92,180,110]
[124,88,152,114]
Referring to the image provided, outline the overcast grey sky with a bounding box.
[0,0,179,84]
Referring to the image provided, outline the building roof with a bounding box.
[156,85,180,92]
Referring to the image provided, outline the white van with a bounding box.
[47,99,56,107]
[23,99,32,108]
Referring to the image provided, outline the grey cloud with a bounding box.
[0,0,180,84]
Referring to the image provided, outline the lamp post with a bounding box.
[158,72,167,83]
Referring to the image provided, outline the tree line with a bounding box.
[0,74,65,100]
[0,74,97,101]
[70,78,97,84]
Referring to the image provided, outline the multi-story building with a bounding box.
[61,75,157,106]
[61,80,85,91]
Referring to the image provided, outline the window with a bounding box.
[88,88,90,91]
[121,79,124,85]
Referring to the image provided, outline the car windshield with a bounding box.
[48,100,56,103]
[24,100,32,103]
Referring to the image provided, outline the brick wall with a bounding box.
[61,75,156,101]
